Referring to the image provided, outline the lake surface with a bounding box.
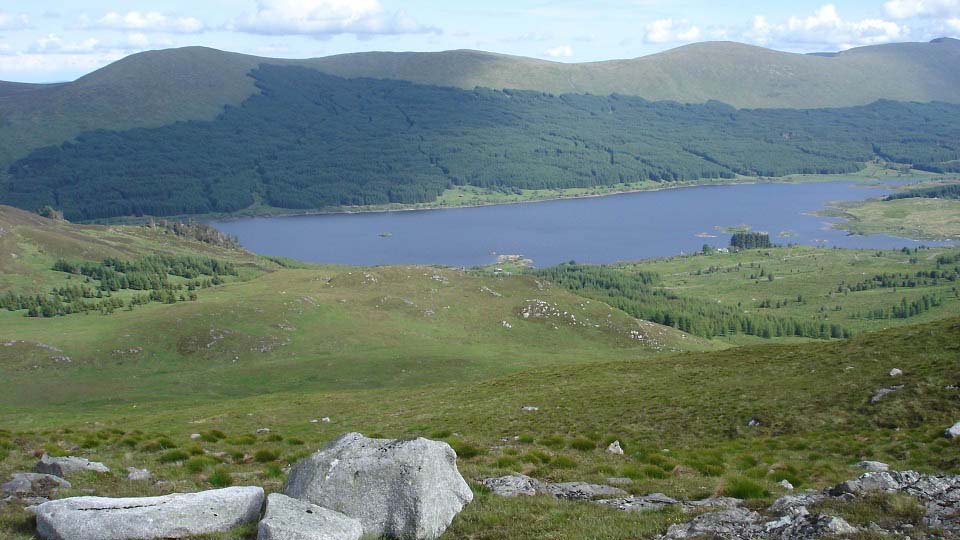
[210,182,953,267]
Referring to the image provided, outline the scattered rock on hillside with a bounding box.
[606,440,624,455]
[481,474,546,497]
[126,467,151,481]
[856,460,890,472]
[747,417,761,427]
[769,492,827,515]
[889,368,903,377]
[778,479,794,490]
[34,454,110,477]
[946,421,960,438]
[258,493,363,540]
[664,507,762,539]
[1,473,70,500]
[521,406,539,412]
[190,433,202,440]
[596,493,679,512]
[870,385,904,403]
[682,496,743,512]
[764,511,857,539]
[545,481,629,501]
[284,433,472,540]
[34,486,264,540]
[605,477,633,486]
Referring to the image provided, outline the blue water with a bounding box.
[210,182,953,267]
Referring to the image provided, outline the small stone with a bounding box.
[521,406,539,412]
[257,428,271,434]
[544,481,629,501]
[779,479,794,490]
[481,474,546,497]
[606,440,624,455]
[747,417,761,427]
[605,477,633,486]
[890,368,903,377]
[190,433,202,440]
[126,467,151,481]
[945,421,960,438]
[321,417,331,423]
[856,460,890,472]
[870,385,904,403]
[596,493,679,512]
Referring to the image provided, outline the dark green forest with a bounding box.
[730,232,773,250]
[886,183,960,200]
[4,65,960,220]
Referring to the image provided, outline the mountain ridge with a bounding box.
[1,38,958,175]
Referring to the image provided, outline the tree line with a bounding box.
[1,255,237,317]
[3,66,960,220]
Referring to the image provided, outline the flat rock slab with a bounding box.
[2,473,71,499]
[481,474,546,497]
[35,486,264,540]
[34,455,110,477]
[545,481,628,501]
[595,493,679,512]
[284,432,472,540]
[258,493,363,540]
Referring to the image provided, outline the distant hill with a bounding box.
[5,65,960,221]
[1,38,959,167]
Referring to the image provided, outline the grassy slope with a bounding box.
[0,205,714,421]
[609,246,960,340]
[830,197,960,240]
[1,39,959,167]
[1,316,957,539]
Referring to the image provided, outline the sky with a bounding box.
[0,0,958,83]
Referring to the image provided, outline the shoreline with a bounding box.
[199,173,912,224]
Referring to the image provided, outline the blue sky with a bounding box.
[1,0,958,82]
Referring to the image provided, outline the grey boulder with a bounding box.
[481,474,546,497]
[855,460,889,472]
[664,507,762,539]
[595,493,679,512]
[126,467,151,481]
[258,493,363,540]
[946,421,960,438]
[544,481,628,501]
[34,454,110,477]
[284,432,472,540]
[1,473,70,499]
[35,486,264,540]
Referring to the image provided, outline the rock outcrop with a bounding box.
[34,454,110,477]
[1,473,70,504]
[284,432,472,540]
[257,493,363,540]
[35,486,264,540]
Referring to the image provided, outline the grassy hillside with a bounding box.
[533,246,960,342]
[1,38,958,168]
[0,205,714,419]
[1,313,957,538]
[5,65,960,221]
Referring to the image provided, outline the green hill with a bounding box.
[1,38,959,168]
[4,65,960,221]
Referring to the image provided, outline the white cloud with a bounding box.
[231,0,437,37]
[742,5,905,49]
[644,18,701,44]
[0,11,31,30]
[884,0,960,19]
[950,17,960,29]
[0,52,123,78]
[28,34,102,55]
[80,11,205,34]
[544,44,573,57]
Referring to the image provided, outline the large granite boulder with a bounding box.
[284,433,472,540]
[34,454,110,477]
[664,507,763,539]
[258,493,363,540]
[35,486,264,540]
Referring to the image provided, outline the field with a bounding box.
[829,197,960,240]
[1,207,959,539]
